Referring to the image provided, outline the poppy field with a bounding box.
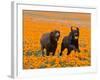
[23,10,91,69]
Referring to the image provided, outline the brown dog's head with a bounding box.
[50,30,60,42]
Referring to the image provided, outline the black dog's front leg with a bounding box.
[67,48,72,55]
[52,51,55,56]
[52,48,56,56]
[75,42,80,53]
[77,47,80,53]
[67,45,75,55]
[46,50,49,56]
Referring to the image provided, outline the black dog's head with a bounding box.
[71,26,79,40]
[50,30,60,42]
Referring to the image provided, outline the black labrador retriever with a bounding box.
[60,26,80,56]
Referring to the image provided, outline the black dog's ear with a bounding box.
[50,31,54,39]
[71,26,73,32]
[77,27,79,33]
